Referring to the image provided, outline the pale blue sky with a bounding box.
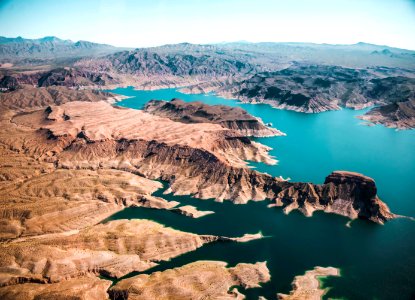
[1,0,415,49]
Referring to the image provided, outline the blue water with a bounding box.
[108,86,415,299]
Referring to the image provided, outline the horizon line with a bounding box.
[1,35,415,52]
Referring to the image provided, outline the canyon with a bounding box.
[0,83,397,298]
[0,37,414,299]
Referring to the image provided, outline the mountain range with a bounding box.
[0,36,126,60]
[1,36,414,129]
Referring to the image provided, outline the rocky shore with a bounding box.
[179,65,415,129]
[144,98,285,137]
[277,266,340,300]
[358,99,415,129]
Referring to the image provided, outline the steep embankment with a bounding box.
[144,98,284,136]
[2,95,394,223]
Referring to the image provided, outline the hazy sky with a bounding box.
[1,0,415,49]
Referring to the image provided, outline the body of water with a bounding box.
[107,87,415,299]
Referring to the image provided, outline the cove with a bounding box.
[108,86,415,300]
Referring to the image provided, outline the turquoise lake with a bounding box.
[108,87,415,300]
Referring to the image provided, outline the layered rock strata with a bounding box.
[271,171,395,224]
[0,219,228,286]
[358,99,415,129]
[0,86,118,110]
[0,99,394,224]
[144,98,284,136]
[109,261,270,300]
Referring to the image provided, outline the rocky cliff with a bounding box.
[144,98,284,136]
[272,171,394,224]
[1,97,394,223]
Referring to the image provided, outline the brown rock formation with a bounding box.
[358,99,415,129]
[277,266,340,300]
[171,205,215,218]
[0,275,111,300]
[272,171,395,224]
[0,86,118,110]
[0,99,394,223]
[0,166,180,240]
[0,219,225,286]
[144,98,284,137]
[109,261,270,300]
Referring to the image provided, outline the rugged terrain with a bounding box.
[2,38,415,128]
[358,99,415,129]
[0,88,395,224]
[0,89,270,297]
[0,85,121,109]
[0,37,409,299]
[208,65,415,120]
[144,98,284,136]
[0,36,123,62]
[109,261,270,300]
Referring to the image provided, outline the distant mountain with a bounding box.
[213,64,415,113]
[0,36,125,61]
[75,43,266,78]
[215,41,415,69]
[1,39,414,128]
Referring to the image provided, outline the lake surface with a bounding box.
[108,87,415,299]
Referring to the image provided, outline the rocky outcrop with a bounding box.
[109,261,270,300]
[35,67,115,87]
[0,75,19,91]
[277,266,340,300]
[272,171,395,224]
[358,99,415,129]
[144,98,284,136]
[171,205,215,218]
